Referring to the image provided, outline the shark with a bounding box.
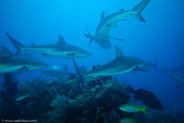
[73,46,146,80]
[0,46,47,74]
[85,0,151,49]
[140,56,157,72]
[6,33,92,59]
[170,74,184,88]
[42,64,71,79]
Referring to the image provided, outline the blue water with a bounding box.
[0,0,184,116]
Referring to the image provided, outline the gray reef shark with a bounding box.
[73,46,146,80]
[6,33,92,59]
[170,74,184,88]
[42,64,71,79]
[0,46,47,74]
[85,0,151,49]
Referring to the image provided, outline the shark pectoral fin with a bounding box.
[72,57,85,91]
[108,36,124,41]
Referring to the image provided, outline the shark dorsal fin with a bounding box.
[57,35,66,44]
[1,46,13,58]
[62,64,68,71]
[115,46,124,59]
[101,11,105,20]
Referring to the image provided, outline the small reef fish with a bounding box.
[64,78,77,83]
[119,103,150,114]
[15,94,31,102]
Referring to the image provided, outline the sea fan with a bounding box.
[48,95,67,123]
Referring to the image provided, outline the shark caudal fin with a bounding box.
[72,57,85,91]
[84,24,94,47]
[0,46,13,59]
[84,33,93,47]
[132,0,151,22]
[6,32,24,55]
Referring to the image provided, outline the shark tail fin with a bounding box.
[84,33,93,47]
[72,57,85,92]
[6,32,24,55]
[1,46,13,58]
[132,0,151,23]
[84,24,94,47]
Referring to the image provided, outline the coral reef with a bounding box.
[46,78,130,123]
[48,95,68,123]
[0,74,183,123]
